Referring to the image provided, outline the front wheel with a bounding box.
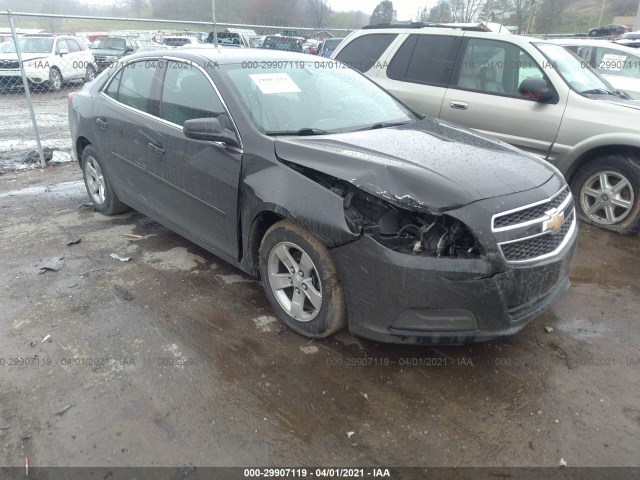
[48,68,62,91]
[85,64,96,83]
[259,221,346,338]
[570,154,640,234]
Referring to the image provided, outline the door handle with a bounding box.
[147,142,165,156]
[95,118,108,129]
[449,101,469,110]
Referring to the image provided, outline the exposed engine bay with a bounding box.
[285,162,482,258]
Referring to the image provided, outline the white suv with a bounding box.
[0,34,96,91]
[333,25,640,234]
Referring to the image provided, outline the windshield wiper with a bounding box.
[265,128,330,136]
[580,88,617,96]
[355,120,412,132]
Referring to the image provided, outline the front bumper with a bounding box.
[330,223,577,345]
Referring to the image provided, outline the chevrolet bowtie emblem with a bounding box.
[543,209,565,233]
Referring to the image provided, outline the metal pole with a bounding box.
[634,0,640,31]
[212,0,218,47]
[597,0,606,28]
[8,10,45,168]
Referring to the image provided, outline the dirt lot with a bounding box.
[0,88,74,170]
[0,163,638,473]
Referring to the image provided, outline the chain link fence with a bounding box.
[0,11,350,173]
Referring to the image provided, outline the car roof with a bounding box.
[125,48,321,65]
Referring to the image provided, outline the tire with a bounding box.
[81,146,129,215]
[259,221,347,338]
[84,64,96,84]
[48,68,62,91]
[570,154,640,235]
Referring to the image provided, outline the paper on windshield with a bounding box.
[249,73,301,94]
[599,54,627,70]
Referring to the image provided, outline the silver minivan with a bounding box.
[333,26,640,234]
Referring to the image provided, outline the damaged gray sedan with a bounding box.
[68,49,577,344]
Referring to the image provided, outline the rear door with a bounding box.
[92,59,159,212]
[373,33,463,118]
[149,60,242,258]
[440,36,566,158]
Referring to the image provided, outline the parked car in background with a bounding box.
[588,24,630,37]
[333,24,640,234]
[207,31,250,48]
[68,48,577,344]
[0,33,95,91]
[303,41,320,55]
[261,35,303,52]
[135,41,169,52]
[554,39,640,99]
[90,36,137,72]
[318,37,343,57]
[161,36,200,47]
[613,31,640,48]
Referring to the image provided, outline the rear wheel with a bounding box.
[571,154,640,234]
[259,221,346,338]
[81,146,129,215]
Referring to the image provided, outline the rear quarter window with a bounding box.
[335,33,398,72]
[387,34,460,87]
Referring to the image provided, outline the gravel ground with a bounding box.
[0,164,638,474]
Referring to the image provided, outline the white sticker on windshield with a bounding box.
[599,54,627,71]
[249,73,301,94]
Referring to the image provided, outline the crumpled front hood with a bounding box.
[274,118,557,212]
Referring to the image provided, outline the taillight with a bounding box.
[67,91,76,106]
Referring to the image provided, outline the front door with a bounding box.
[148,60,242,259]
[440,37,567,158]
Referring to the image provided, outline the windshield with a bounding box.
[91,37,126,50]
[221,60,416,135]
[536,43,617,94]
[5,37,53,54]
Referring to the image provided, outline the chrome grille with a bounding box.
[494,188,570,229]
[501,211,574,262]
[0,60,20,69]
[492,186,576,264]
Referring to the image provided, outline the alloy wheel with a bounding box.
[267,241,323,322]
[84,156,106,205]
[580,170,634,225]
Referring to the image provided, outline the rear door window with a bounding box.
[105,60,157,113]
[387,34,460,86]
[335,33,397,72]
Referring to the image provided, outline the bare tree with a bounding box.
[305,0,332,28]
[449,0,486,22]
[119,0,148,18]
[370,1,397,24]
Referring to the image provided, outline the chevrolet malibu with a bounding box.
[68,50,577,344]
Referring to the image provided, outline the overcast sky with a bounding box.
[326,0,434,21]
[81,0,435,22]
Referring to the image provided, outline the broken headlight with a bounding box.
[341,188,482,259]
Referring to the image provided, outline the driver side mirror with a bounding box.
[518,77,557,103]
[58,48,69,56]
[183,117,239,148]
[125,47,134,53]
